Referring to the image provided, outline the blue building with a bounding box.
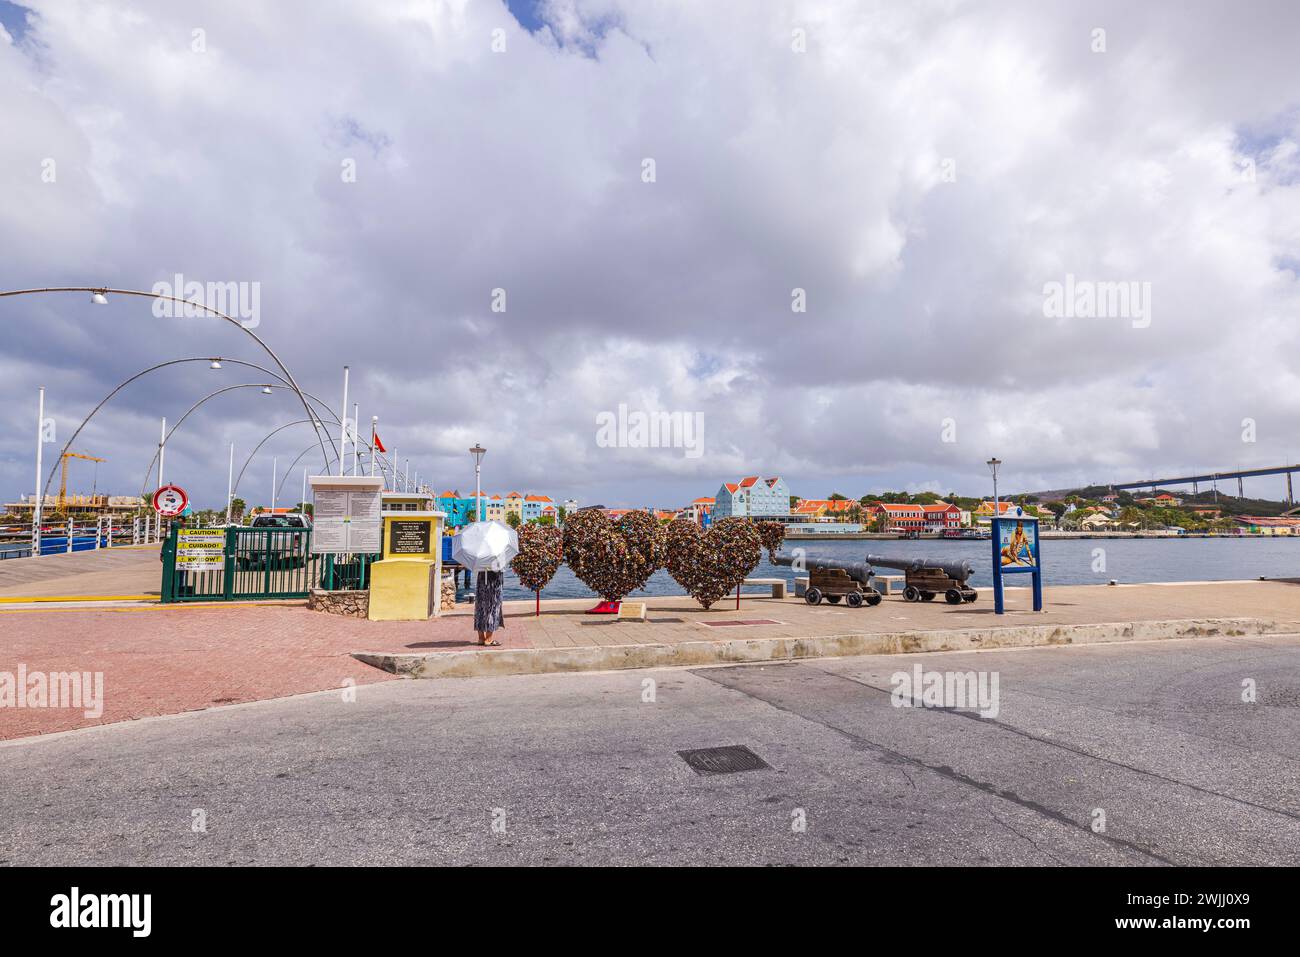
[713,475,791,519]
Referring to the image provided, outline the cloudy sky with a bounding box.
[2,0,1298,510]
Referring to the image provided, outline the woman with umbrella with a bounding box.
[452,521,519,647]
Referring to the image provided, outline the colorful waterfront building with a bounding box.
[713,476,791,519]
[522,494,554,521]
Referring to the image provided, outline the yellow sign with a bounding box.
[176,528,225,571]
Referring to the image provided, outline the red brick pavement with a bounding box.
[0,603,536,741]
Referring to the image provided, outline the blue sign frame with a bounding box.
[991,507,1043,614]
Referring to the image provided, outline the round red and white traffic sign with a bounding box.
[152,485,188,516]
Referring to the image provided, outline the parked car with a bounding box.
[239,513,312,569]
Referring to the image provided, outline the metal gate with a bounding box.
[160,526,375,602]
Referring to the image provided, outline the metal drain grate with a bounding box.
[701,619,781,627]
[677,744,771,776]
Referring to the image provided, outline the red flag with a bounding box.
[373,431,387,453]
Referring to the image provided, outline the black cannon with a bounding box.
[772,553,883,607]
[865,553,977,604]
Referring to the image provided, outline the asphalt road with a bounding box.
[2,635,1299,866]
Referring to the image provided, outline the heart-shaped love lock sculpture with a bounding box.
[664,517,763,609]
[510,523,564,592]
[755,520,786,561]
[561,509,665,602]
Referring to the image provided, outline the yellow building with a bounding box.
[505,492,523,520]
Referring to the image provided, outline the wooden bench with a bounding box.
[742,577,787,599]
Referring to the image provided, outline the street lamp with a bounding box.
[469,444,486,522]
[987,458,1002,517]
[90,290,108,305]
[209,359,222,370]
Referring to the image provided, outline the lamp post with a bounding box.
[987,458,1002,519]
[470,444,486,521]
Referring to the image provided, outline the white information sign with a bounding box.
[309,477,383,554]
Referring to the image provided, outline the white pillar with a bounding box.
[226,442,235,525]
[158,417,167,489]
[32,386,45,557]
[338,366,350,477]
[301,469,307,515]
[106,516,113,548]
[95,516,102,550]
[353,403,360,476]
[370,417,378,477]
[271,456,278,511]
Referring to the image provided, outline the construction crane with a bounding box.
[58,452,106,508]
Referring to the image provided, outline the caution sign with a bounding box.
[176,528,225,572]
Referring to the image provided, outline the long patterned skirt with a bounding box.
[473,570,505,632]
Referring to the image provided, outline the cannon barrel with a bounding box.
[772,553,875,585]
[865,553,973,583]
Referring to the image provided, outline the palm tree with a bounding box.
[229,497,247,524]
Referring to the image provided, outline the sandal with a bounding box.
[479,638,501,647]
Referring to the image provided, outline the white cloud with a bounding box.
[1,0,1299,509]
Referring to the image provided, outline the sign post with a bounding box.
[991,505,1043,614]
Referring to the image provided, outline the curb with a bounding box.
[353,615,1279,679]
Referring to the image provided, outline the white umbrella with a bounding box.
[452,520,519,574]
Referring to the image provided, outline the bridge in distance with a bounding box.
[1109,463,1299,503]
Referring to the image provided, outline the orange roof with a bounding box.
[738,476,759,488]
[724,483,739,493]
[507,491,522,498]
[692,497,715,505]
[491,495,501,500]
[524,494,553,502]
[439,490,459,498]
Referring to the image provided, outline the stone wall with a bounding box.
[308,588,370,619]
[440,574,456,612]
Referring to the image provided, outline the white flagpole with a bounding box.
[353,403,360,476]
[338,365,349,477]
[158,416,167,489]
[226,442,235,524]
[32,386,44,556]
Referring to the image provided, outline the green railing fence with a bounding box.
[160,525,377,602]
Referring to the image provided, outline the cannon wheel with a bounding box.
[945,588,963,605]
[921,591,935,602]
[846,591,863,608]
[903,585,920,602]
[865,591,882,606]
[963,591,978,602]
[826,594,842,604]
[805,587,822,605]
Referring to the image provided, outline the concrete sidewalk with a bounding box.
[355,580,1300,678]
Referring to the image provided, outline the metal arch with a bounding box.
[0,286,331,466]
[233,420,341,500]
[138,384,316,500]
[33,356,314,504]
[138,379,354,497]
